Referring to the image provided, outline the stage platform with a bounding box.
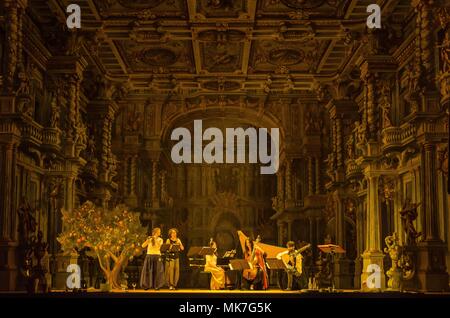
[1,288,448,298]
[2,288,450,298]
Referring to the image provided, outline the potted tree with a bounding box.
[57,201,147,290]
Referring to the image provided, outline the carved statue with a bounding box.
[17,198,37,244]
[86,133,97,160]
[346,134,355,159]
[15,64,30,96]
[399,199,422,246]
[404,62,422,112]
[442,35,450,73]
[18,96,34,118]
[438,147,448,177]
[384,232,402,290]
[380,83,392,128]
[49,178,63,213]
[354,121,366,144]
[25,230,49,293]
[74,114,88,148]
[49,96,60,128]
[437,33,450,99]
[126,109,143,133]
[271,196,284,213]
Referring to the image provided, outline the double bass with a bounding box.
[242,236,261,281]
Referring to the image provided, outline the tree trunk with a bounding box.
[108,260,124,290]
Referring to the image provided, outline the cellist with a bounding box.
[242,236,269,290]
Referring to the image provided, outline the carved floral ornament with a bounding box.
[379,176,396,201]
[438,146,448,177]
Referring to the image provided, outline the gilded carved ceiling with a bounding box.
[26,0,415,96]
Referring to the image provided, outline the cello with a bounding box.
[242,236,261,281]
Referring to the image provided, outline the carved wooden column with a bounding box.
[422,143,439,241]
[333,190,353,289]
[123,155,129,197]
[276,164,285,203]
[124,155,138,207]
[326,98,358,181]
[315,157,321,194]
[91,98,118,207]
[308,157,314,196]
[3,0,27,93]
[0,0,29,291]
[409,0,449,292]
[287,220,293,241]
[285,160,293,207]
[354,198,365,289]
[360,171,386,291]
[413,0,436,86]
[416,142,449,291]
[151,160,159,209]
[364,73,378,141]
[277,221,286,245]
[0,142,19,291]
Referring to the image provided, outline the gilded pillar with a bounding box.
[285,160,293,206]
[361,171,386,291]
[364,74,377,140]
[413,0,436,84]
[277,164,285,201]
[416,143,449,291]
[287,220,293,241]
[315,157,321,194]
[0,142,18,240]
[0,140,19,290]
[3,0,27,93]
[151,160,158,208]
[422,144,439,240]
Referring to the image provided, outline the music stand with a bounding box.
[160,244,171,253]
[199,247,215,256]
[229,259,250,271]
[265,258,287,270]
[187,246,203,258]
[317,244,345,291]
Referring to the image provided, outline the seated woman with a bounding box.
[204,239,226,290]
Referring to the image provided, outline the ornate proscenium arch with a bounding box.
[159,105,287,161]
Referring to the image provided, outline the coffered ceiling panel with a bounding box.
[26,0,415,95]
[116,40,194,74]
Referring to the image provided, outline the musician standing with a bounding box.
[243,238,269,290]
[165,228,184,290]
[140,227,165,290]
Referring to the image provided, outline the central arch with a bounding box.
[158,105,280,248]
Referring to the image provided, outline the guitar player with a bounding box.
[276,241,310,290]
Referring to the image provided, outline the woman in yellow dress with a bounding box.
[204,239,226,290]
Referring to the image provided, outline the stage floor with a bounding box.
[2,288,450,297]
[44,288,450,296]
